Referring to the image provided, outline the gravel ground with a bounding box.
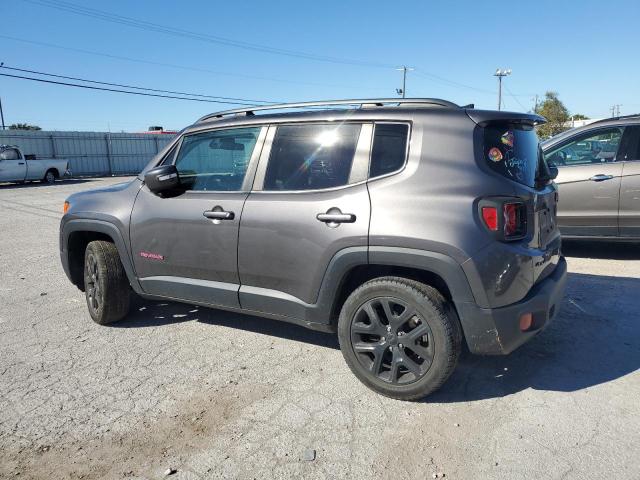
[1,177,639,479]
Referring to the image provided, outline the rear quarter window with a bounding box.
[483,124,540,187]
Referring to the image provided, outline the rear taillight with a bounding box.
[481,207,498,231]
[503,202,526,238]
[479,198,527,241]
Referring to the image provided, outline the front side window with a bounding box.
[369,123,409,178]
[264,123,361,191]
[545,127,624,167]
[174,127,261,191]
[0,148,21,160]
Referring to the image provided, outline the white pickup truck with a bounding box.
[0,145,71,184]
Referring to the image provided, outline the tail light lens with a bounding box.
[481,207,498,231]
[503,202,526,238]
[479,198,527,241]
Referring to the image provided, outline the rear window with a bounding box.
[483,124,540,187]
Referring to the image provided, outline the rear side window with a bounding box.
[483,124,540,187]
[369,123,409,178]
[264,123,361,191]
[174,127,261,191]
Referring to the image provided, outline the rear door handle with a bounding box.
[18,162,25,165]
[316,212,356,223]
[203,209,234,220]
[589,174,614,182]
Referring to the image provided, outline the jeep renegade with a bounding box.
[60,98,567,400]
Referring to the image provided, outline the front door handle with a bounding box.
[589,174,614,182]
[18,162,25,165]
[203,208,234,220]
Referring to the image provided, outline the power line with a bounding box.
[22,0,395,69]
[0,72,273,106]
[504,84,528,112]
[0,34,388,93]
[0,65,274,104]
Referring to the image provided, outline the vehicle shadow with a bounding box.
[429,271,640,403]
[113,271,638,402]
[0,179,92,189]
[562,239,640,260]
[114,299,340,350]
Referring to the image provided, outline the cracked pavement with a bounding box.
[1,177,639,479]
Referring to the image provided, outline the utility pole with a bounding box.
[532,94,539,113]
[611,104,622,118]
[494,68,512,111]
[0,96,5,130]
[395,66,414,98]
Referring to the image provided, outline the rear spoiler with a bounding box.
[466,109,546,127]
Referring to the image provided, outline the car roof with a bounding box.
[541,114,640,149]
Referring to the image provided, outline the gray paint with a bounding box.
[542,118,640,239]
[60,102,567,355]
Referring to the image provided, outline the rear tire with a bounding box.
[84,240,131,325]
[337,277,462,401]
[43,169,57,184]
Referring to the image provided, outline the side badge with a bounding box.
[140,251,164,261]
[488,147,503,162]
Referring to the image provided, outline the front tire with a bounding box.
[338,277,461,401]
[84,240,131,324]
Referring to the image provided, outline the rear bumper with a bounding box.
[458,256,567,355]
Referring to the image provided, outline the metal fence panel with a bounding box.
[0,130,175,176]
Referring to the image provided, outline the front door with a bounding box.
[237,123,372,318]
[0,147,27,182]
[546,126,624,237]
[130,126,266,308]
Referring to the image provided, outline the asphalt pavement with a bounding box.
[1,177,638,479]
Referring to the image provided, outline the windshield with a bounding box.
[483,123,541,188]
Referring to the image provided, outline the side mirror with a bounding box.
[144,164,180,195]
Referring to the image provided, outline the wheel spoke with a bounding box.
[406,322,429,343]
[389,348,402,384]
[402,354,422,377]
[407,342,433,364]
[370,345,385,376]
[363,303,387,335]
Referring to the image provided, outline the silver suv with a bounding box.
[60,98,567,400]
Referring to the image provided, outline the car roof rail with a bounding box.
[589,113,640,125]
[197,97,461,123]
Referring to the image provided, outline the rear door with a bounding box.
[0,147,27,182]
[618,125,640,237]
[545,126,624,237]
[130,126,266,308]
[237,122,372,317]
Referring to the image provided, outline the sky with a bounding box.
[1,0,639,132]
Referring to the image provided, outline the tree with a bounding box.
[534,91,570,139]
[9,123,41,131]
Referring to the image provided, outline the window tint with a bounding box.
[264,124,361,191]
[545,127,623,167]
[369,123,409,178]
[617,126,640,161]
[0,148,21,160]
[483,124,541,187]
[174,127,261,191]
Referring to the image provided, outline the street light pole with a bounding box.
[494,68,512,111]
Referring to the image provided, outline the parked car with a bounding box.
[542,114,640,239]
[60,98,566,400]
[0,145,71,184]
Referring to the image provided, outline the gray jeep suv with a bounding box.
[60,98,567,400]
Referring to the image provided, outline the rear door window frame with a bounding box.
[367,121,412,181]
